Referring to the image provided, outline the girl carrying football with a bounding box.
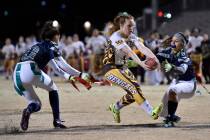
[103,12,163,123]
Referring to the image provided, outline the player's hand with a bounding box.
[164,60,173,72]
[80,73,91,82]
[127,59,138,68]
[68,75,76,82]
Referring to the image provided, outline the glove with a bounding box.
[79,73,91,82]
[127,59,138,68]
[68,75,76,82]
[164,60,173,72]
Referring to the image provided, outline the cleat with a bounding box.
[164,120,175,128]
[170,115,181,123]
[20,108,31,131]
[151,103,163,120]
[53,120,67,129]
[108,103,121,123]
[164,115,181,123]
[163,116,175,128]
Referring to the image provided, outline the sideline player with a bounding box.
[13,21,90,131]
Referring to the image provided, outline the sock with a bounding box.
[27,102,41,113]
[140,100,153,116]
[115,101,124,110]
[168,101,178,117]
[49,90,60,121]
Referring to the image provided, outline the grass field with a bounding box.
[0,76,210,140]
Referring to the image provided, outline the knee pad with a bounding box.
[28,102,41,113]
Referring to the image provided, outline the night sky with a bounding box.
[0,0,171,41]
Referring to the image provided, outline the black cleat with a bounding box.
[163,115,181,128]
[170,115,181,123]
[53,120,67,129]
[163,120,175,128]
[20,108,31,131]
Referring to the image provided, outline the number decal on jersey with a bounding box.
[21,45,39,61]
[115,40,123,46]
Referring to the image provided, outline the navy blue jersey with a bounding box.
[157,47,195,81]
[20,40,61,69]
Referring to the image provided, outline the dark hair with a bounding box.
[108,12,134,36]
[40,21,60,40]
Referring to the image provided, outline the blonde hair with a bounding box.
[107,13,134,36]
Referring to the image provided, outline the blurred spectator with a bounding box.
[62,36,77,68]
[72,34,85,71]
[86,28,106,74]
[103,21,114,38]
[1,38,15,79]
[184,29,191,39]
[190,47,203,83]
[145,31,162,85]
[25,37,33,50]
[30,34,38,46]
[59,34,67,51]
[15,36,26,57]
[201,33,210,84]
[187,28,203,54]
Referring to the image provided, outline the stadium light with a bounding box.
[41,0,46,6]
[4,10,9,16]
[84,21,91,30]
[52,20,59,27]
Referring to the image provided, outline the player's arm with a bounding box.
[56,56,91,82]
[56,56,81,77]
[117,41,151,70]
[156,47,172,63]
[164,58,189,74]
[172,63,188,74]
[48,59,71,80]
[133,38,160,68]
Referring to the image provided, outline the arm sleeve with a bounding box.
[56,56,81,77]
[172,63,188,75]
[171,56,190,74]
[156,47,172,63]
[48,59,70,80]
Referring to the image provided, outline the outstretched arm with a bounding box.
[48,59,71,80]
[134,40,160,67]
[120,42,151,70]
[56,56,81,77]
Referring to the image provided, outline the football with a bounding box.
[144,57,158,70]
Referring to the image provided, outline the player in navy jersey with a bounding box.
[156,32,197,127]
[13,21,90,131]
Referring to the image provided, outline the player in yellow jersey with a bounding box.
[103,12,163,123]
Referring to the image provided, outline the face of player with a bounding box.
[171,36,184,52]
[120,18,135,37]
